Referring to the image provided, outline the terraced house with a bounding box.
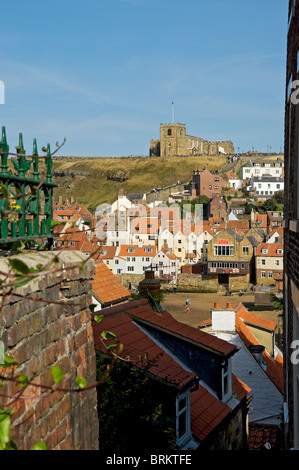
[255,243,284,286]
[207,228,258,291]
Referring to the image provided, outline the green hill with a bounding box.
[51,155,228,211]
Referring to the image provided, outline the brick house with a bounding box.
[207,228,257,291]
[255,243,284,286]
[190,168,224,199]
[208,194,229,219]
[92,297,251,450]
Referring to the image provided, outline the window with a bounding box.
[145,257,150,262]
[261,271,266,278]
[145,247,153,253]
[115,259,119,265]
[242,246,249,256]
[214,245,234,256]
[128,247,135,253]
[176,393,190,445]
[261,258,266,266]
[275,259,280,266]
[117,269,122,274]
[127,266,134,272]
[167,128,172,136]
[221,359,232,401]
[268,272,273,278]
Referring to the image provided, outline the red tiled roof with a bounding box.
[119,245,157,257]
[226,172,239,180]
[248,424,281,450]
[236,304,277,332]
[92,261,131,306]
[256,243,284,257]
[108,299,237,357]
[227,220,249,231]
[92,312,197,389]
[190,385,231,441]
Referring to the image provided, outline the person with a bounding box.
[239,290,243,296]
[185,305,190,313]
[185,298,189,306]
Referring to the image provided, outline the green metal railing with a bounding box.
[0,126,58,244]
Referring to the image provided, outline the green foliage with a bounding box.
[245,203,257,214]
[75,376,87,390]
[51,365,64,385]
[261,198,278,212]
[0,408,17,450]
[96,356,176,453]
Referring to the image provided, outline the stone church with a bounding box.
[150,123,234,157]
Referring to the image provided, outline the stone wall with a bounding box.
[176,273,218,292]
[145,182,189,204]
[0,251,99,450]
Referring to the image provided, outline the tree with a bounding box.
[273,190,284,205]
[245,203,257,214]
[96,355,176,453]
[261,198,278,212]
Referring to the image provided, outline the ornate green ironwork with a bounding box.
[0,126,58,245]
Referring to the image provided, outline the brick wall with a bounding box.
[0,251,99,450]
[284,0,299,449]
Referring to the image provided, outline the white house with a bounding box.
[247,177,284,199]
[151,247,180,281]
[226,172,243,190]
[241,160,284,180]
[113,243,157,275]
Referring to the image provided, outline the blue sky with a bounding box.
[0,0,288,157]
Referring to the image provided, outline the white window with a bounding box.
[221,359,232,401]
[176,392,191,445]
[261,271,266,278]
[268,272,273,278]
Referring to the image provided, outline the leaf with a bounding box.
[8,258,30,274]
[101,330,116,340]
[0,184,9,200]
[0,409,13,448]
[107,344,117,351]
[0,355,19,368]
[17,374,29,389]
[30,441,47,450]
[51,366,64,385]
[76,376,87,390]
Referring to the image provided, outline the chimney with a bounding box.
[211,303,235,332]
[248,345,265,366]
[138,269,161,298]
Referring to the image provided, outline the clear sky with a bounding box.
[0,0,288,157]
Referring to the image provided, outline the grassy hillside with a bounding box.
[51,155,228,210]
